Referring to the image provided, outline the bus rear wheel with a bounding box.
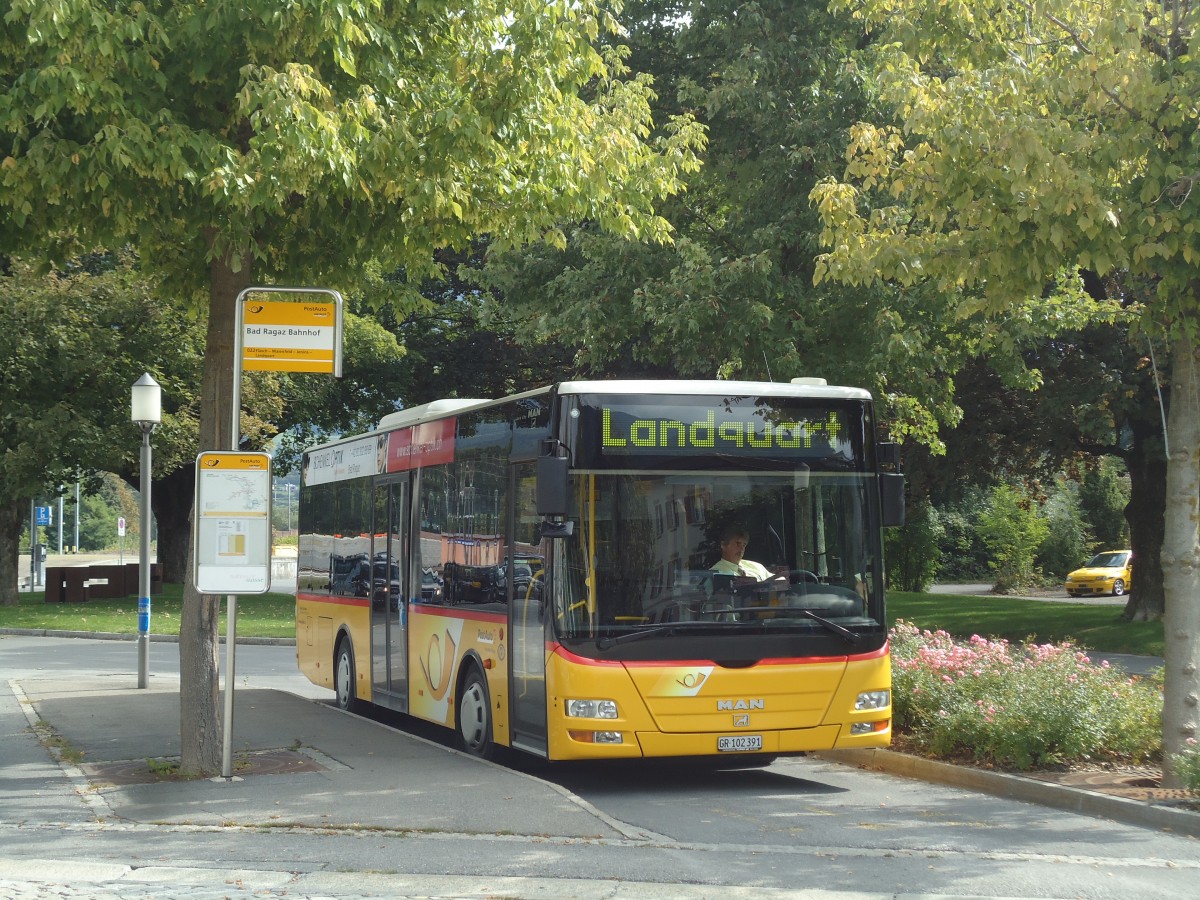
[334,639,359,713]
[456,665,494,759]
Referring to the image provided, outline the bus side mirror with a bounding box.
[880,474,905,527]
[536,455,574,539]
[536,455,569,516]
[876,442,904,528]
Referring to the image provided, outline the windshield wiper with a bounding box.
[593,609,860,649]
[594,621,744,649]
[704,604,861,645]
[798,609,860,644]
[596,624,683,650]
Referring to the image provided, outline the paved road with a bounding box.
[929,582,1127,605]
[2,635,1198,899]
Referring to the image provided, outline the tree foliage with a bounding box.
[478,0,999,447]
[811,0,1200,774]
[978,483,1050,592]
[1,1,702,285]
[1079,459,1132,552]
[1,0,702,775]
[884,498,943,591]
[1036,477,1091,581]
[0,257,198,603]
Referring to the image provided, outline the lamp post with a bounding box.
[131,373,162,689]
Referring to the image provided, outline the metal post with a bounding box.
[28,501,35,593]
[74,482,80,553]
[137,424,153,688]
[222,304,245,781]
[222,595,237,778]
[131,372,161,690]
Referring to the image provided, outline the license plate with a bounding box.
[717,735,763,752]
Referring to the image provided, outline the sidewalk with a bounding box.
[9,676,623,839]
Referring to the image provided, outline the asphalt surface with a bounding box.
[1,570,1190,898]
[7,667,1198,900]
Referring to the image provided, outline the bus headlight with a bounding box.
[855,690,890,711]
[565,699,619,719]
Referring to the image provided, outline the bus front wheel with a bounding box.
[457,665,494,759]
[335,639,359,713]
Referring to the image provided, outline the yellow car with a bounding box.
[1065,550,1133,597]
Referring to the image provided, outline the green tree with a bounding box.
[902,321,1163,620]
[0,257,195,603]
[978,484,1050,592]
[1037,477,1091,581]
[934,490,991,581]
[478,0,977,449]
[884,499,943,591]
[1,1,701,775]
[77,479,131,552]
[272,247,574,476]
[1079,459,1132,552]
[811,0,1200,776]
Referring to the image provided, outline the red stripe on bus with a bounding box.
[296,592,370,609]
[549,640,888,667]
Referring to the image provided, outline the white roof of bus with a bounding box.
[555,379,872,401]
[376,398,494,430]
[369,380,868,434]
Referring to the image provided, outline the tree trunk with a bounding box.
[1122,415,1167,621]
[153,464,196,584]
[0,496,30,606]
[178,250,249,777]
[1160,333,1200,787]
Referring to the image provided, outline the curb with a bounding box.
[816,748,1200,838]
[0,628,295,646]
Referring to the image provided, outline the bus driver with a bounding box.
[710,525,772,581]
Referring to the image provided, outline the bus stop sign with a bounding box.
[192,451,273,594]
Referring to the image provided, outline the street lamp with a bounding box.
[131,373,162,690]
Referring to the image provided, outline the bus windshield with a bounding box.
[555,468,883,645]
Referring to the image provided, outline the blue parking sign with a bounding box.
[35,506,51,526]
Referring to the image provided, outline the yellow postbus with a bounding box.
[296,380,904,762]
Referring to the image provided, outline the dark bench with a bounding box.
[44,563,162,602]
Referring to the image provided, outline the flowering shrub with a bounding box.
[890,621,1161,770]
[1172,739,1200,792]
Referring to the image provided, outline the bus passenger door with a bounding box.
[371,479,409,712]
[509,462,548,755]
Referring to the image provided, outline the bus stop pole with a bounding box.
[221,594,237,779]
[220,299,247,782]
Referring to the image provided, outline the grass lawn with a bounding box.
[0,583,296,640]
[1,585,1165,657]
[888,591,1164,658]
